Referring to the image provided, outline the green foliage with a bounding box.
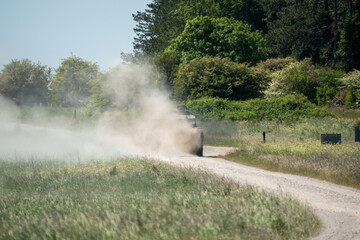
[262,0,326,60]
[316,68,345,106]
[84,64,160,116]
[0,59,51,105]
[264,59,319,102]
[134,0,360,71]
[335,11,360,72]
[84,77,110,117]
[256,57,296,72]
[156,50,180,88]
[0,158,319,239]
[168,16,267,65]
[50,56,100,107]
[264,60,346,105]
[260,0,360,70]
[186,95,331,121]
[132,0,266,55]
[174,0,267,31]
[340,69,360,107]
[132,0,184,55]
[327,107,360,120]
[344,89,357,109]
[174,57,264,101]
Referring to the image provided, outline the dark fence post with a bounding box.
[263,131,266,143]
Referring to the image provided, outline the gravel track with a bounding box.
[158,146,360,240]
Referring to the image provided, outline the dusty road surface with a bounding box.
[157,146,360,240]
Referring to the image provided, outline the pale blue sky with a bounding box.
[0,0,150,72]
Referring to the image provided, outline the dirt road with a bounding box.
[158,146,360,240]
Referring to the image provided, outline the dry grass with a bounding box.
[199,117,360,189]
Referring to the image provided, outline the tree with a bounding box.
[50,56,100,107]
[85,64,160,116]
[0,59,51,105]
[84,76,109,117]
[262,0,327,61]
[335,11,360,71]
[174,56,265,101]
[133,0,183,55]
[264,59,320,102]
[155,50,180,88]
[168,16,267,65]
[132,0,266,56]
[315,68,345,105]
[260,0,360,69]
[175,0,266,31]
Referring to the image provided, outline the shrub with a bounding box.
[186,95,331,121]
[264,59,319,102]
[344,89,357,109]
[315,69,345,106]
[256,57,296,72]
[340,70,360,108]
[174,57,264,101]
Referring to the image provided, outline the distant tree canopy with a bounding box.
[132,0,266,55]
[50,56,100,107]
[261,0,360,69]
[133,0,360,72]
[0,59,51,105]
[168,16,267,65]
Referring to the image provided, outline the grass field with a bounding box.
[200,116,360,189]
[0,158,320,239]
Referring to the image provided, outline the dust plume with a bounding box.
[0,64,202,161]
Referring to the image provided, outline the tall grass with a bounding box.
[0,158,319,239]
[199,117,360,189]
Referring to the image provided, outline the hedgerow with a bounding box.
[186,95,331,121]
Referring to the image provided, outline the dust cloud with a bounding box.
[0,64,201,161]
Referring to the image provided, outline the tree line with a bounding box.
[131,0,360,108]
[1,0,359,112]
[0,56,100,108]
[133,0,360,71]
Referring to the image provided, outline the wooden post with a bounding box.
[263,131,266,143]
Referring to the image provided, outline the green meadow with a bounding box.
[0,158,320,239]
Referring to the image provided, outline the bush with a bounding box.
[315,69,345,106]
[340,70,360,108]
[186,95,331,121]
[174,57,265,101]
[264,59,319,102]
[256,57,296,72]
[344,89,357,109]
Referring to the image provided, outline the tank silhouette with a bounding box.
[175,105,204,156]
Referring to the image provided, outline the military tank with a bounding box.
[175,105,204,156]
